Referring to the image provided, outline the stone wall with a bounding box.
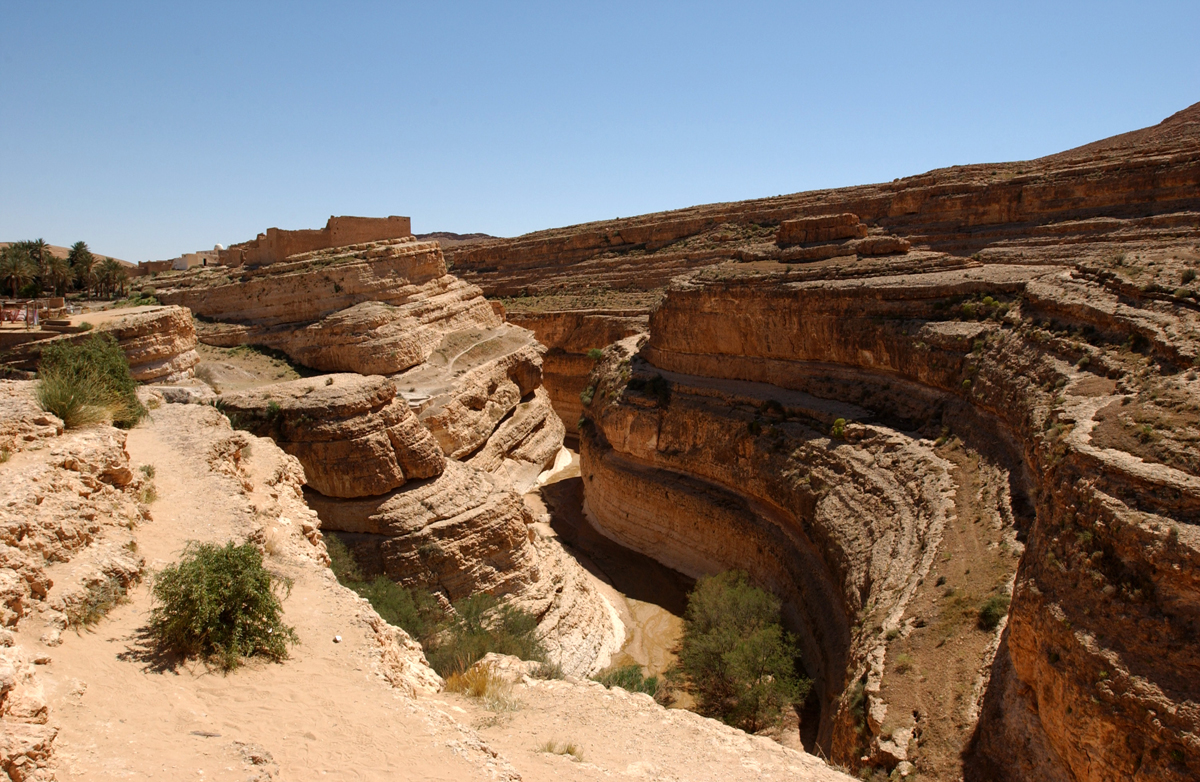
[219,215,412,267]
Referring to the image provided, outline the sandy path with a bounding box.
[443,677,852,782]
[29,406,502,781]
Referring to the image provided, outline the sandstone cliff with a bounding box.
[505,309,649,436]
[154,236,618,677]
[157,237,499,375]
[216,373,445,498]
[581,250,1200,780]
[1,306,199,384]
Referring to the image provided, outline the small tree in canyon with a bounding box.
[674,570,809,733]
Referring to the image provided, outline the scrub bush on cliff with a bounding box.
[673,570,810,732]
[325,535,544,677]
[36,333,145,428]
[149,541,297,671]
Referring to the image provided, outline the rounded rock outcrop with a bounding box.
[217,373,445,498]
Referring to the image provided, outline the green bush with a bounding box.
[587,348,605,361]
[830,418,846,439]
[149,541,298,671]
[425,593,545,677]
[977,595,1011,631]
[593,664,665,701]
[325,534,544,677]
[36,333,145,428]
[673,570,810,732]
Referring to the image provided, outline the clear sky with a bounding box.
[2,1,1197,262]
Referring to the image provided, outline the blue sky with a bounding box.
[2,1,1197,262]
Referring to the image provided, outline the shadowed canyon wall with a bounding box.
[579,255,1200,779]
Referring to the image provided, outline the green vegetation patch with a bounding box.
[326,535,545,677]
[673,570,811,732]
[149,541,298,671]
[36,333,145,428]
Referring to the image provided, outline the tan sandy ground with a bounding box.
[25,406,512,781]
[14,402,850,781]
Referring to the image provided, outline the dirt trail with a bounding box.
[29,406,506,781]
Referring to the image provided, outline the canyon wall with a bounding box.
[580,253,1200,779]
[159,238,618,675]
[505,309,648,435]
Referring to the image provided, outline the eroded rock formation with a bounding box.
[217,373,445,498]
[580,252,1200,779]
[157,238,499,375]
[1,305,199,383]
[505,309,649,435]
[160,236,617,675]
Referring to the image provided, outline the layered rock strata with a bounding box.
[773,213,911,263]
[580,255,1200,781]
[445,107,1200,483]
[217,373,445,498]
[449,103,1200,296]
[157,238,500,375]
[0,305,199,383]
[164,237,617,675]
[505,309,649,436]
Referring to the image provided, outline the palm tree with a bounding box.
[28,238,50,283]
[69,241,96,297]
[96,257,125,298]
[46,254,72,296]
[0,246,35,299]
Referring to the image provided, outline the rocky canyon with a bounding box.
[0,102,1196,782]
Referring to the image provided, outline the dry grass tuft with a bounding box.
[537,740,583,762]
[445,661,519,711]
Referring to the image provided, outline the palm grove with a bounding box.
[0,240,129,299]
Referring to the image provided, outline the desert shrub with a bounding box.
[586,348,605,361]
[326,534,444,642]
[830,418,846,439]
[360,576,444,640]
[538,740,583,762]
[673,570,810,732]
[1183,268,1197,285]
[593,664,660,696]
[325,534,544,677]
[579,384,595,406]
[977,595,1011,631]
[36,334,145,428]
[148,541,298,670]
[425,592,545,677]
[445,661,519,711]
